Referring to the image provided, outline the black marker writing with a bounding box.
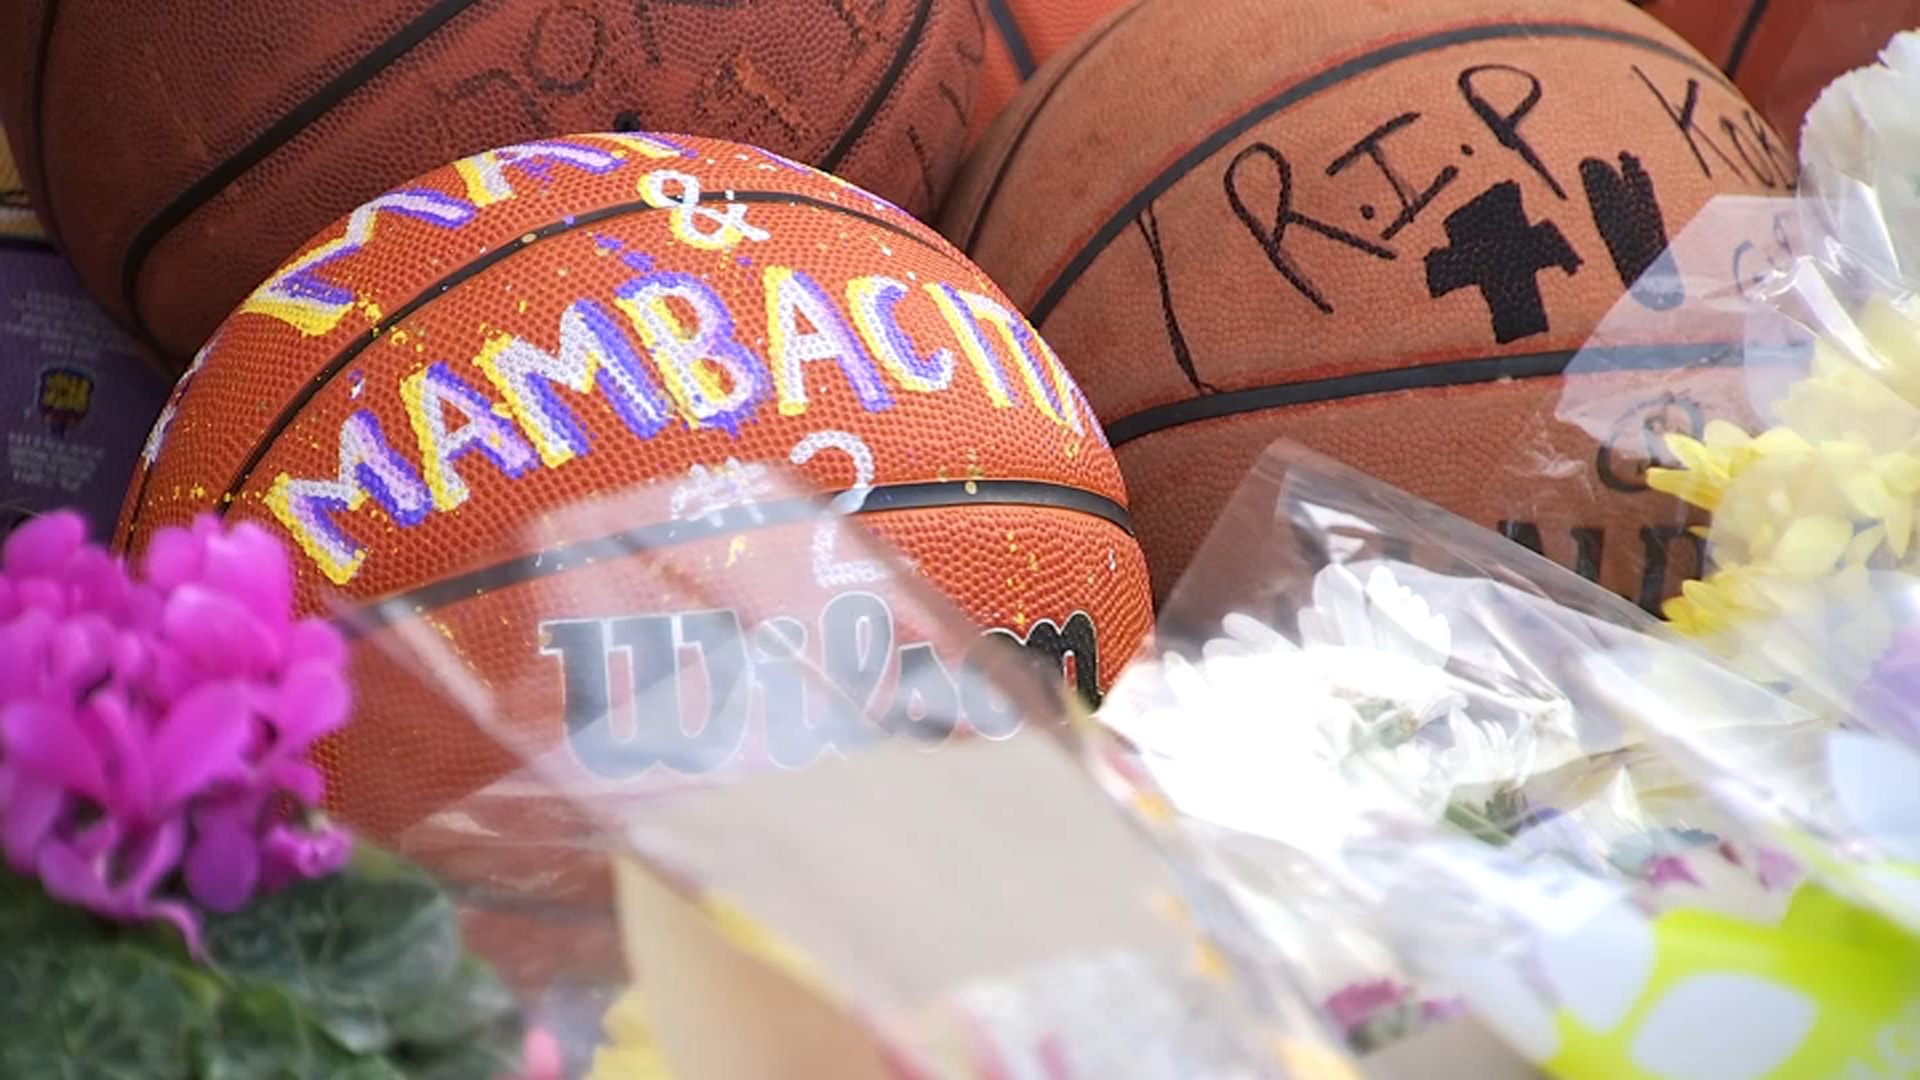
[1226,142,1395,316]
[1426,181,1581,344]
[1325,112,1460,241]
[1582,152,1683,310]
[1597,393,1701,493]
[1135,203,1215,393]
[1631,66,1750,185]
[523,4,607,95]
[1459,65,1566,200]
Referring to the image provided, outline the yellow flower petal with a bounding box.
[1889,497,1915,558]
[1771,515,1854,576]
[1846,524,1889,566]
[1701,418,1754,451]
[1841,468,1896,518]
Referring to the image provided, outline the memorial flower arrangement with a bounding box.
[0,509,538,1078]
[1083,439,1920,1079]
[1646,31,1920,722]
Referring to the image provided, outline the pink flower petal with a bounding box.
[162,585,283,674]
[48,617,112,696]
[63,547,132,616]
[206,522,295,628]
[266,661,350,757]
[14,578,65,619]
[79,690,152,818]
[263,759,327,807]
[140,524,204,593]
[123,818,187,902]
[37,835,119,917]
[261,822,352,889]
[2,699,111,804]
[3,511,85,579]
[146,898,208,961]
[149,682,254,812]
[1,773,66,873]
[184,802,261,913]
[286,619,347,668]
[0,609,53,698]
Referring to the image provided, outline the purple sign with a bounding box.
[0,239,174,540]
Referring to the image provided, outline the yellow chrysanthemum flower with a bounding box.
[1646,294,1920,697]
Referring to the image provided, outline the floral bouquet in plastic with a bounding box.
[1082,438,1920,1079]
[1553,30,1920,936]
[361,467,1371,1080]
[0,510,540,1077]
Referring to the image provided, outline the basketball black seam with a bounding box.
[25,0,64,253]
[344,480,1135,635]
[1102,342,1750,446]
[1026,21,1734,326]
[207,189,945,514]
[115,0,490,362]
[818,0,937,172]
[1723,0,1771,78]
[984,0,1037,78]
[959,0,1151,254]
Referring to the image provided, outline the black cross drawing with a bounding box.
[1425,181,1582,344]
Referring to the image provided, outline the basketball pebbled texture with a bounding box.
[117,132,1151,847]
[940,0,1799,612]
[967,0,1136,144]
[0,0,987,371]
[1634,0,1920,145]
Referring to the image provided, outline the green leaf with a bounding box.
[396,1013,525,1080]
[204,846,464,1055]
[0,864,106,947]
[194,984,405,1080]
[0,939,220,1079]
[388,954,520,1047]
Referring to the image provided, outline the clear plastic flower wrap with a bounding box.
[349,464,1356,1079]
[1550,30,1920,938]
[1091,437,1920,1079]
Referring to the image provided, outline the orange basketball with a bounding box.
[117,133,1151,851]
[942,0,1797,612]
[0,0,985,372]
[1636,0,1920,145]
[969,0,1138,144]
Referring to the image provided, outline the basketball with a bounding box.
[118,131,1151,849]
[941,0,1797,612]
[969,0,1137,144]
[0,0,985,371]
[1636,0,1920,145]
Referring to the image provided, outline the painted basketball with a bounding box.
[0,0,985,372]
[118,131,1150,850]
[969,0,1137,144]
[941,0,1797,612]
[1636,0,1920,145]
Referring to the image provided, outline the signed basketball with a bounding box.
[1636,0,1920,145]
[119,132,1150,849]
[942,0,1797,611]
[0,0,984,370]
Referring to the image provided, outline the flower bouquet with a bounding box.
[1081,437,1920,1079]
[0,510,542,1077]
[1551,29,1920,935]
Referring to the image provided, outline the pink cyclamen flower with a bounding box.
[0,511,352,955]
